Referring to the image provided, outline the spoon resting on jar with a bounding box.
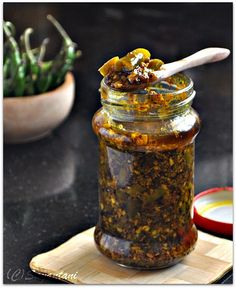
[99,47,230,91]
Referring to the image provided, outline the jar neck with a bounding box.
[100,73,196,121]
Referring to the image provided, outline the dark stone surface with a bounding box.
[4,3,232,284]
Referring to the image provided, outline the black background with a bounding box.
[4,3,232,284]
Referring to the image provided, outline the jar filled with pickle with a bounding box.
[92,49,201,269]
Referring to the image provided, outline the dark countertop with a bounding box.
[4,3,232,284]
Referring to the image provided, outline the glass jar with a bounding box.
[92,73,200,269]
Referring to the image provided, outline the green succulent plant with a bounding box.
[3,15,81,97]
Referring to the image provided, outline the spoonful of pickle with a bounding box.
[99,47,230,91]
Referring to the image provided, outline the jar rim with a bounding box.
[100,73,195,120]
[101,72,193,95]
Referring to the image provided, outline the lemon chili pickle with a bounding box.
[93,48,201,269]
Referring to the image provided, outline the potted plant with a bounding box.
[3,15,81,143]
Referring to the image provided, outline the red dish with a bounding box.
[193,187,233,236]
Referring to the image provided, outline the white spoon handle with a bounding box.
[157,48,230,80]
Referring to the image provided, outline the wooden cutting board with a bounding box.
[29,227,232,284]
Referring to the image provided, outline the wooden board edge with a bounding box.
[29,260,80,284]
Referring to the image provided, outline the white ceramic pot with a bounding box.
[4,72,75,144]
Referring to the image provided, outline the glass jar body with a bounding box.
[93,105,200,269]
